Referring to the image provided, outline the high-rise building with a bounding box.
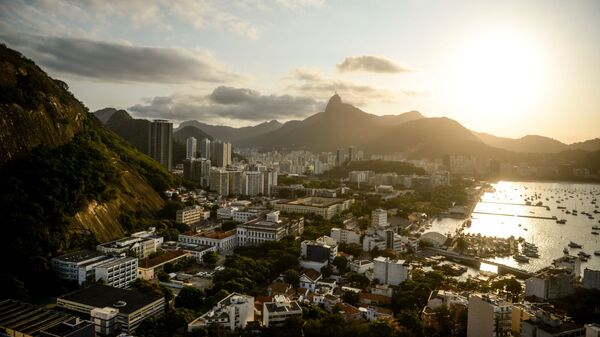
[183,158,211,187]
[314,160,322,174]
[148,120,173,170]
[336,148,346,166]
[200,138,211,160]
[228,170,244,196]
[263,169,278,196]
[186,137,197,160]
[245,171,264,196]
[348,146,356,161]
[467,294,512,337]
[214,141,232,167]
[210,168,229,196]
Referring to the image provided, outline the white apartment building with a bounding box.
[244,171,264,196]
[525,267,576,300]
[94,257,138,289]
[262,295,303,328]
[188,293,254,332]
[467,294,512,337]
[97,236,162,260]
[176,205,209,224]
[236,211,304,246]
[178,230,237,253]
[186,137,197,160]
[373,256,408,286]
[232,209,262,222]
[52,250,110,284]
[330,227,361,245]
[217,206,238,219]
[371,209,388,227]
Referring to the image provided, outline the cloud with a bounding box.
[337,55,411,74]
[286,68,395,106]
[129,86,322,123]
[0,32,238,84]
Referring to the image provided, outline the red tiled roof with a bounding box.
[302,269,322,282]
[268,282,292,295]
[358,292,391,304]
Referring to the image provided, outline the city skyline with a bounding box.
[1,0,599,143]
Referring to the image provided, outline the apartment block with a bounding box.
[188,293,254,332]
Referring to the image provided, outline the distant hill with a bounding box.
[368,117,494,158]
[0,44,175,299]
[241,94,425,151]
[474,132,569,153]
[176,119,282,145]
[173,125,213,144]
[99,109,151,153]
[93,107,118,124]
[569,138,600,152]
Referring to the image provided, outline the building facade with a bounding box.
[148,119,172,170]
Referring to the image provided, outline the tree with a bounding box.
[332,256,348,274]
[321,265,333,278]
[284,269,300,288]
[175,286,205,311]
[342,291,359,306]
[202,251,219,267]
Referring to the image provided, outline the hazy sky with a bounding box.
[1,0,599,142]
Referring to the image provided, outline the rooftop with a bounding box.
[53,250,103,263]
[264,299,302,313]
[139,250,190,269]
[277,196,348,208]
[0,299,77,336]
[59,284,163,315]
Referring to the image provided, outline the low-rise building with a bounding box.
[236,211,304,246]
[521,305,585,337]
[373,256,409,286]
[299,269,322,292]
[188,293,254,332]
[361,305,393,322]
[162,242,218,263]
[350,260,374,274]
[56,285,165,334]
[94,256,138,289]
[176,205,209,224]
[467,294,512,337]
[262,296,303,328]
[97,235,162,260]
[330,227,361,245]
[52,250,110,285]
[138,250,191,280]
[553,255,582,278]
[421,290,468,332]
[0,300,94,337]
[272,197,354,220]
[301,236,338,264]
[178,230,237,253]
[525,267,576,300]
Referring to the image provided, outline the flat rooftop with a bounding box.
[0,299,75,336]
[59,284,163,315]
[139,250,189,269]
[53,250,103,263]
[264,300,302,313]
[278,197,347,208]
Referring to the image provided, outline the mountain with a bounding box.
[569,138,600,152]
[93,107,118,124]
[0,45,86,164]
[176,119,282,145]
[0,45,175,299]
[173,125,213,144]
[241,94,425,151]
[474,132,569,153]
[368,117,493,158]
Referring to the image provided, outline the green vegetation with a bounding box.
[321,160,426,179]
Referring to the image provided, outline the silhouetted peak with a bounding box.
[325,93,343,112]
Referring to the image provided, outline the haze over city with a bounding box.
[1,0,599,142]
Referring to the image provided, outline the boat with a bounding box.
[580,256,589,262]
[594,250,600,256]
[592,226,600,230]
[513,254,530,263]
[563,247,569,254]
[578,251,591,258]
[568,241,583,248]
[592,232,599,235]
[556,219,567,224]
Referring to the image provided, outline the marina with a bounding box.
[428,181,600,275]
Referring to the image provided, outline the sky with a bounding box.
[1,0,599,143]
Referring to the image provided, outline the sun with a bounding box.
[448,28,548,119]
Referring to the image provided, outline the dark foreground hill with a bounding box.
[0,44,177,299]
